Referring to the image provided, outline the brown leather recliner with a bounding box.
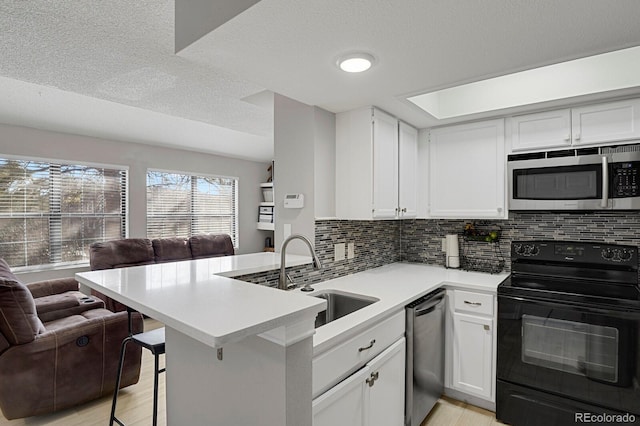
[0,259,143,420]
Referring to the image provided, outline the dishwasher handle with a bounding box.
[414,294,445,317]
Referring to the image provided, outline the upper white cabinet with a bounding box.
[398,122,418,218]
[572,98,640,146]
[428,119,506,219]
[371,109,399,218]
[511,98,640,152]
[511,109,572,151]
[336,107,417,219]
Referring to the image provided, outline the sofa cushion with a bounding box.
[0,259,45,345]
[152,237,192,263]
[189,234,235,259]
[89,238,155,270]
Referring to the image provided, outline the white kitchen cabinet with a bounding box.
[313,337,406,426]
[571,98,640,146]
[510,98,640,152]
[312,367,367,426]
[445,289,496,407]
[511,109,572,151]
[398,122,418,218]
[428,119,506,219]
[372,109,399,218]
[451,312,493,400]
[336,107,417,219]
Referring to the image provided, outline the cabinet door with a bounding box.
[511,109,571,151]
[451,313,493,400]
[429,119,506,219]
[372,109,399,218]
[572,99,640,146]
[366,338,406,426]
[399,122,418,218]
[313,367,368,426]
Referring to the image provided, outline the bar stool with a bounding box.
[110,310,166,426]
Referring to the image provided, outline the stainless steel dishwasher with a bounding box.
[405,288,446,426]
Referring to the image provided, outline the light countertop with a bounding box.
[77,253,509,355]
[298,262,509,355]
[76,252,324,348]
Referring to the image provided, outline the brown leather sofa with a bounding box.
[89,234,235,311]
[0,259,143,420]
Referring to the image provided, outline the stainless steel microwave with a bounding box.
[508,145,640,210]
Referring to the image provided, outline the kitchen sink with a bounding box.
[312,290,379,328]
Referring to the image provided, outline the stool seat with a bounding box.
[110,324,166,426]
[132,328,165,355]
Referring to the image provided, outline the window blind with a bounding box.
[0,158,127,268]
[146,170,238,246]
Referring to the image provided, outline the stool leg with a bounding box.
[152,352,160,426]
[110,336,132,426]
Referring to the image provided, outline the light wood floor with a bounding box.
[421,397,505,426]
[1,319,504,426]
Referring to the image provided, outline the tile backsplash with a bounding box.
[235,220,401,288]
[236,211,640,286]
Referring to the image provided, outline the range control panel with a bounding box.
[512,241,637,265]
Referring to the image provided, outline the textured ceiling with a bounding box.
[182,0,640,128]
[0,0,274,161]
[2,1,640,161]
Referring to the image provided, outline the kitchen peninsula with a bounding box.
[76,252,325,426]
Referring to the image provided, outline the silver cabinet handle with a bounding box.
[366,371,379,387]
[358,339,376,352]
[483,325,490,331]
[464,301,482,306]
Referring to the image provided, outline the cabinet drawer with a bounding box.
[453,290,493,316]
[312,310,405,398]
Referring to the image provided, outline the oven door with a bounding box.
[497,295,640,415]
[508,154,608,210]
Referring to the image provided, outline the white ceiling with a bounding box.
[2,1,640,161]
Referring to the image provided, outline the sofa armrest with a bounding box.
[27,278,79,298]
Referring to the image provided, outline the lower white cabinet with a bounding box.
[445,289,496,406]
[313,337,406,426]
[451,312,493,399]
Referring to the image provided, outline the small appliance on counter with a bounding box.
[443,234,460,268]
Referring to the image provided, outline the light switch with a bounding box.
[334,243,345,262]
[347,242,355,259]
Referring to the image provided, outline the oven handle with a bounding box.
[498,294,640,315]
[601,155,608,208]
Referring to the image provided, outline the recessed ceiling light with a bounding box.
[337,53,375,73]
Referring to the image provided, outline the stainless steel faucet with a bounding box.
[279,234,322,291]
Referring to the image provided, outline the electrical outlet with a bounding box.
[347,242,355,259]
[334,243,346,262]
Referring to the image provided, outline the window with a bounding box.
[0,158,128,269]
[146,170,238,246]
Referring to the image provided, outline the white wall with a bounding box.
[273,95,335,255]
[0,123,269,281]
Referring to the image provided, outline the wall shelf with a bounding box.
[257,222,275,231]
